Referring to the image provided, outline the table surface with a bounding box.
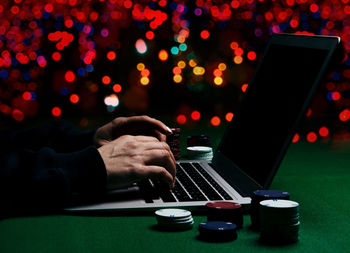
[1,133,350,253]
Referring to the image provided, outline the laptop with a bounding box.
[66,33,341,212]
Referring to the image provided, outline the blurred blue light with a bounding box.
[23,72,31,81]
[0,70,9,80]
[332,72,341,81]
[60,87,69,96]
[86,64,94,72]
[77,67,86,76]
[171,47,179,55]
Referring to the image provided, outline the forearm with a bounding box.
[0,146,107,217]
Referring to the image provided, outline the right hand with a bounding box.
[97,135,176,190]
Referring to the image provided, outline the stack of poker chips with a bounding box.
[198,221,238,242]
[187,146,214,160]
[186,135,213,161]
[166,128,181,160]
[155,208,194,230]
[259,199,300,244]
[206,201,243,229]
[250,190,290,230]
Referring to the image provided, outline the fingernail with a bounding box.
[166,126,173,134]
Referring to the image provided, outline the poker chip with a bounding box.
[187,146,213,161]
[167,128,181,160]
[198,221,238,242]
[206,201,243,229]
[155,208,194,230]
[259,199,300,244]
[250,189,290,230]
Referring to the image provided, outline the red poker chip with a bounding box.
[206,201,242,210]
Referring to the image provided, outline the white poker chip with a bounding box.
[187,146,213,153]
[260,199,299,208]
[155,208,192,219]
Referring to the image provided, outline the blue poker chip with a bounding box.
[253,190,290,200]
[198,221,238,242]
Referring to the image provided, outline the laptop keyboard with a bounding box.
[138,162,234,203]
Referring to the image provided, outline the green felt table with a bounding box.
[1,129,350,253]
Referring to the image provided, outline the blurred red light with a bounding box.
[200,30,210,39]
[107,51,116,61]
[319,126,329,137]
[52,107,62,117]
[12,109,24,122]
[241,83,248,92]
[70,94,79,104]
[307,132,317,143]
[292,133,299,143]
[146,31,155,40]
[247,51,256,60]
[113,84,122,93]
[102,75,111,85]
[65,70,75,82]
[191,111,201,120]
[176,114,187,125]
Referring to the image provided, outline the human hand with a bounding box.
[94,115,172,147]
[97,135,176,190]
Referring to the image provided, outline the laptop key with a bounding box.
[172,180,191,201]
[176,164,207,201]
[153,181,177,202]
[179,163,223,201]
[192,163,233,200]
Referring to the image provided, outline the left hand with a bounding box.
[94,115,173,147]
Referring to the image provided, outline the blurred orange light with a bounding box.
[158,50,169,61]
[107,51,116,61]
[211,116,221,126]
[141,69,150,77]
[241,83,248,92]
[225,112,234,122]
[102,75,111,85]
[113,84,122,93]
[234,55,243,64]
[230,42,238,50]
[213,69,222,77]
[70,94,79,104]
[173,67,182,75]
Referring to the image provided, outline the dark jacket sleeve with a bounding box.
[0,122,107,217]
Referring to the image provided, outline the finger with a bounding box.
[141,165,174,188]
[141,141,176,167]
[128,116,173,135]
[131,135,161,143]
[143,149,176,181]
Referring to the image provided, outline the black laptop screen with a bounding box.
[220,43,329,187]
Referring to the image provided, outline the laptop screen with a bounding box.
[219,42,330,187]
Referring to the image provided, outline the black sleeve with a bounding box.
[0,123,107,218]
[7,120,97,152]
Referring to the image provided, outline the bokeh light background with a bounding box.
[1,0,350,143]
